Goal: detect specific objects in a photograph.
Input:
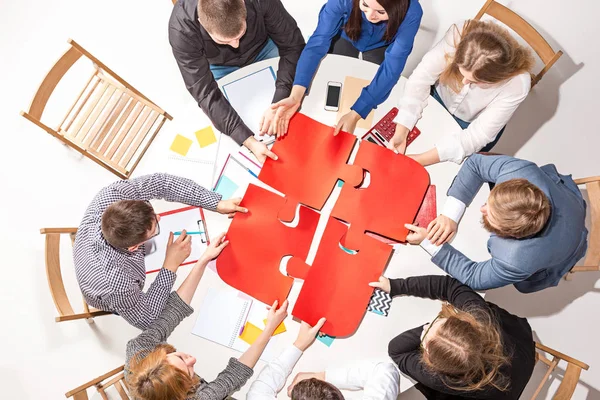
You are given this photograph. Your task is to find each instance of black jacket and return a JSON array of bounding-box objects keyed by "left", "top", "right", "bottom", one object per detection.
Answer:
[
  {"left": 388, "top": 276, "right": 536, "bottom": 400},
  {"left": 168, "top": 0, "right": 305, "bottom": 145}
]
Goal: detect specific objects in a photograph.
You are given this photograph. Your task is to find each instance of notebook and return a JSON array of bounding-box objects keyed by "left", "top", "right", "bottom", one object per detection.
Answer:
[
  {"left": 213, "top": 154, "right": 262, "bottom": 200},
  {"left": 337, "top": 76, "right": 375, "bottom": 129},
  {"left": 144, "top": 206, "right": 209, "bottom": 273},
  {"left": 192, "top": 288, "right": 279, "bottom": 361}
]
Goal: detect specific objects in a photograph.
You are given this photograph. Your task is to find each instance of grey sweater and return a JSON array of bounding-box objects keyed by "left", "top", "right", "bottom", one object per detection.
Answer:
[{"left": 125, "top": 292, "right": 254, "bottom": 399}]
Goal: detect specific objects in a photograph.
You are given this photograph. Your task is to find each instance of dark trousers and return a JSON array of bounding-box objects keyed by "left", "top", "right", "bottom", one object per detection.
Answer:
[
  {"left": 328, "top": 35, "right": 388, "bottom": 65},
  {"left": 430, "top": 86, "right": 505, "bottom": 152}
]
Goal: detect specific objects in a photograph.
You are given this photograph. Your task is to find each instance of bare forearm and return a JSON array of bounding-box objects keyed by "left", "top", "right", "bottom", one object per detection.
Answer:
[
  {"left": 409, "top": 148, "right": 440, "bottom": 166},
  {"left": 239, "top": 330, "right": 274, "bottom": 369},
  {"left": 176, "top": 258, "right": 209, "bottom": 305}
]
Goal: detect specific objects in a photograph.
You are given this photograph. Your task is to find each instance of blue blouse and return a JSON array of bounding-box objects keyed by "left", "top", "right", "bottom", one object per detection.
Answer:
[{"left": 293, "top": 0, "right": 423, "bottom": 118}]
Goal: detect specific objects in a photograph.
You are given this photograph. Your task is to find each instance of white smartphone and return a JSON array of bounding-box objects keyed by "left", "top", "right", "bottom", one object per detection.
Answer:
[{"left": 324, "top": 81, "right": 342, "bottom": 112}]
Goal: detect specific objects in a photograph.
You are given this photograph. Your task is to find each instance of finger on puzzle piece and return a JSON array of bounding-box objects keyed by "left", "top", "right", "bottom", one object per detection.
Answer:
[
  {"left": 259, "top": 113, "right": 363, "bottom": 215},
  {"left": 291, "top": 217, "right": 393, "bottom": 337},
  {"left": 216, "top": 184, "right": 320, "bottom": 305},
  {"left": 331, "top": 140, "right": 430, "bottom": 249}
]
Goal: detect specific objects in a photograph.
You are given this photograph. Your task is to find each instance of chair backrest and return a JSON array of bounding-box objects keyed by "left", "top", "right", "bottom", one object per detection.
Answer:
[
  {"left": 21, "top": 39, "right": 172, "bottom": 179},
  {"left": 40, "top": 227, "right": 111, "bottom": 322},
  {"left": 474, "top": 0, "right": 563, "bottom": 87},
  {"left": 532, "top": 342, "right": 589, "bottom": 400},
  {"left": 65, "top": 365, "right": 130, "bottom": 399}
]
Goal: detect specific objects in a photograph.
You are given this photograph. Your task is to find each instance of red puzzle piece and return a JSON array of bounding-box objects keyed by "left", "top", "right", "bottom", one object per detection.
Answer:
[
  {"left": 291, "top": 217, "right": 393, "bottom": 337},
  {"left": 366, "top": 185, "right": 437, "bottom": 245},
  {"left": 259, "top": 113, "right": 363, "bottom": 222},
  {"left": 216, "top": 184, "right": 319, "bottom": 305},
  {"left": 331, "top": 140, "right": 430, "bottom": 249}
]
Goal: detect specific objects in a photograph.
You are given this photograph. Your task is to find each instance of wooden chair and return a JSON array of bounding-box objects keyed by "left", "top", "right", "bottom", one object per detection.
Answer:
[
  {"left": 566, "top": 176, "right": 600, "bottom": 277},
  {"left": 65, "top": 365, "right": 129, "bottom": 399},
  {"left": 474, "top": 0, "right": 563, "bottom": 87},
  {"left": 21, "top": 39, "right": 172, "bottom": 179},
  {"left": 40, "top": 227, "right": 112, "bottom": 323},
  {"left": 531, "top": 342, "right": 589, "bottom": 400}
]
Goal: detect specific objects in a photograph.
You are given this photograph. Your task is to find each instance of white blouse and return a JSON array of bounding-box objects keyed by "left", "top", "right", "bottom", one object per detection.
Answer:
[{"left": 394, "top": 21, "right": 531, "bottom": 163}]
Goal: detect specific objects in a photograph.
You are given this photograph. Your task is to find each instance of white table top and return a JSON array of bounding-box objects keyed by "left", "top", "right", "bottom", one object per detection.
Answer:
[{"left": 143, "top": 54, "right": 491, "bottom": 398}]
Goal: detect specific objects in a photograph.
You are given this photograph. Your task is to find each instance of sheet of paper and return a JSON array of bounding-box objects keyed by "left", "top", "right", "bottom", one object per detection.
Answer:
[
  {"left": 192, "top": 288, "right": 252, "bottom": 348},
  {"left": 144, "top": 207, "right": 207, "bottom": 273},
  {"left": 215, "top": 175, "right": 239, "bottom": 200},
  {"left": 317, "top": 334, "right": 335, "bottom": 347},
  {"left": 195, "top": 126, "right": 217, "bottom": 148},
  {"left": 222, "top": 67, "right": 276, "bottom": 140},
  {"left": 337, "top": 76, "right": 375, "bottom": 129},
  {"left": 170, "top": 134, "right": 193, "bottom": 156},
  {"left": 239, "top": 322, "right": 263, "bottom": 345}
]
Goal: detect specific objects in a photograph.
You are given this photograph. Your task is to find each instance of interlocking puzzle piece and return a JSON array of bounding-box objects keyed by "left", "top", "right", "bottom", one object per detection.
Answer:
[
  {"left": 291, "top": 217, "right": 393, "bottom": 337},
  {"left": 259, "top": 113, "right": 363, "bottom": 222},
  {"left": 331, "top": 140, "right": 430, "bottom": 249},
  {"left": 216, "top": 184, "right": 319, "bottom": 305}
]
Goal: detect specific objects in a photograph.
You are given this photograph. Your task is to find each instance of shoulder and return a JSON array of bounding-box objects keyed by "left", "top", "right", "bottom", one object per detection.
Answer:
[
  {"left": 406, "top": 0, "right": 423, "bottom": 19},
  {"left": 499, "top": 72, "right": 531, "bottom": 100}
]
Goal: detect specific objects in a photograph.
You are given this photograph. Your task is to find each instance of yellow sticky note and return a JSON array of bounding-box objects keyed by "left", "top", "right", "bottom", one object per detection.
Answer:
[
  {"left": 239, "top": 322, "right": 263, "bottom": 345},
  {"left": 195, "top": 126, "right": 217, "bottom": 148},
  {"left": 263, "top": 319, "right": 286, "bottom": 336},
  {"left": 170, "top": 134, "right": 193, "bottom": 156}
]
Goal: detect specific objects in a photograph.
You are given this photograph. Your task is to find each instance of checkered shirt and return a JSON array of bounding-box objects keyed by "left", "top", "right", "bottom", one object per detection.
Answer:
[{"left": 73, "top": 173, "right": 221, "bottom": 329}]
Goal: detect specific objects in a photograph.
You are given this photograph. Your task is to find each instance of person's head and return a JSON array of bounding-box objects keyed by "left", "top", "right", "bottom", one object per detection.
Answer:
[
  {"left": 420, "top": 304, "right": 510, "bottom": 392},
  {"left": 345, "top": 0, "right": 410, "bottom": 42},
  {"left": 440, "top": 20, "right": 534, "bottom": 92},
  {"left": 290, "top": 378, "right": 345, "bottom": 400},
  {"left": 197, "top": 0, "right": 247, "bottom": 48},
  {"left": 128, "top": 344, "right": 200, "bottom": 400},
  {"left": 101, "top": 200, "right": 160, "bottom": 251},
  {"left": 481, "top": 178, "right": 551, "bottom": 239}
]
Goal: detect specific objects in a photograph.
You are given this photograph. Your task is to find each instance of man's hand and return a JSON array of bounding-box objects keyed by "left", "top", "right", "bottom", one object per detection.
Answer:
[
  {"left": 265, "top": 299, "right": 288, "bottom": 333},
  {"left": 388, "top": 124, "right": 410, "bottom": 154},
  {"left": 427, "top": 215, "right": 458, "bottom": 246},
  {"left": 333, "top": 110, "right": 361, "bottom": 135},
  {"left": 199, "top": 232, "right": 229, "bottom": 263},
  {"left": 368, "top": 276, "right": 391, "bottom": 293},
  {"left": 293, "top": 318, "right": 327, "bottom": 352},
  {"left": 258, "top": 107, "right": 277, "bottom": 137},
  {"left": 405, "top": 223, "right": 427, "bottom": 245},
  {"left": 243, "top": 137, "right": 278, "bottom": 165},
  {"left": 216, "top": 197, "right": 247, "bottom": 218},
  {"left": 287, "top": 372, "right": 326, "bottom": 396},
  {"left": 163, "top": 231, "right": 192, "bottom": 272},
  {"left": 270, "top": 85, "right": 305, "bottom": 137}
]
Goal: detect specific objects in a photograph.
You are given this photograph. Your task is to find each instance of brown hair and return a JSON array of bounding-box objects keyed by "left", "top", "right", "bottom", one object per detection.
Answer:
[
  {"left": 422, "top": 304, "right": 510, "bottom": 392},
  {"left": 485, "top": 178, "right": 551, "bottom": 239},
  {"left": 128, "top": 344, "right": 200, "bottom": 400},
  {"left": 291, "top": 378, "right": 345, "bottom": 400},
  {"left": 345, "top": 0, "right": 410, "bottom": 43},
  {"left": 197, "top": 0, "right": 247, "bottom": 38},
  {"left": 439, "top": 20, "right": 534, "bottom": 92},
  {"left": 101, "top": 200, "right": 155, "bottom": 249}
]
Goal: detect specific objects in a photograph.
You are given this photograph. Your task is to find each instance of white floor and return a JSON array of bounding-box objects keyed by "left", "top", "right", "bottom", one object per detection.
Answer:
[{"left": 0, "top": 0, "right": 598, "bottom": 399}]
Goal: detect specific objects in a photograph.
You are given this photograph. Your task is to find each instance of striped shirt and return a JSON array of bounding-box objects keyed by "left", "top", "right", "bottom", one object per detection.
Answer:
[{"left": 73, "top": 173, "right": 221, "bottom": 329}]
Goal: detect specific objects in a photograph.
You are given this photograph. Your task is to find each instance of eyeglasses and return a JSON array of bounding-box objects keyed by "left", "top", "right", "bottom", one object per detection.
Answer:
[
  {"left": 420, "top": 314, "right": 441, "bottom": 350},
  {"left": 147, "top": 214, "right": 160, "bottom": 241}
]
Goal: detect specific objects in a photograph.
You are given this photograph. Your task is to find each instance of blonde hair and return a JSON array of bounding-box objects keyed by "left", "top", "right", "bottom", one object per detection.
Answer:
[
  {"left": 422, "top": 304, "right": 510, "bottom": 392},
  {"left": 485, "top": 178, "right": 551, "bottom": 239},
  {"left": 128, "top": 344, "right": 199, "bottom": 400},
  {"left": 440, "top": 20, "right": 534, "bottom": 92}
]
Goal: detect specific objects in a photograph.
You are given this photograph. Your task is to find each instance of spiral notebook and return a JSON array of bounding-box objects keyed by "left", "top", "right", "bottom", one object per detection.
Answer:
[{"left": 191, "top": 288, "right": 279, "bottom": 361}]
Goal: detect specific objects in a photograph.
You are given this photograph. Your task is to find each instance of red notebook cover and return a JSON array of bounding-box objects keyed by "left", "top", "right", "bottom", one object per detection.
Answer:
[{"left": 365, "top": 185, "right": 437, "bottom": 245}]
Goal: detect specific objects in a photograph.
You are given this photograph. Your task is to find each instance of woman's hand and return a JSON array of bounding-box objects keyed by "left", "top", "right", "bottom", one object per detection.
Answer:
[
  {"left": 270, "top": 85, "right": 306, "bottom": 137},
  {"left": 265, "top": 299, "right": 289, "bottom": 333},
  {"left": 199, "top": 232, "right": 229, "bottom": 263},
  {"left": 333, "top": 110, "right": 361, "bottom": 135},
  {"left": 368, "top": 276, "right": 391, "bottom": 293},
  {"left": 388, "top": 124, "right": 410, "bottom": 154}
]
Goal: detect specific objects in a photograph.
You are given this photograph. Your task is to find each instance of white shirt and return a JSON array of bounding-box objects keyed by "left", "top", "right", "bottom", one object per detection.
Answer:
[
  {"left": 246, "top": 345, "right": 401, "bottom": 399},
  {"left": 394, "top": 21, "right": 531, "bottom": 163}
]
